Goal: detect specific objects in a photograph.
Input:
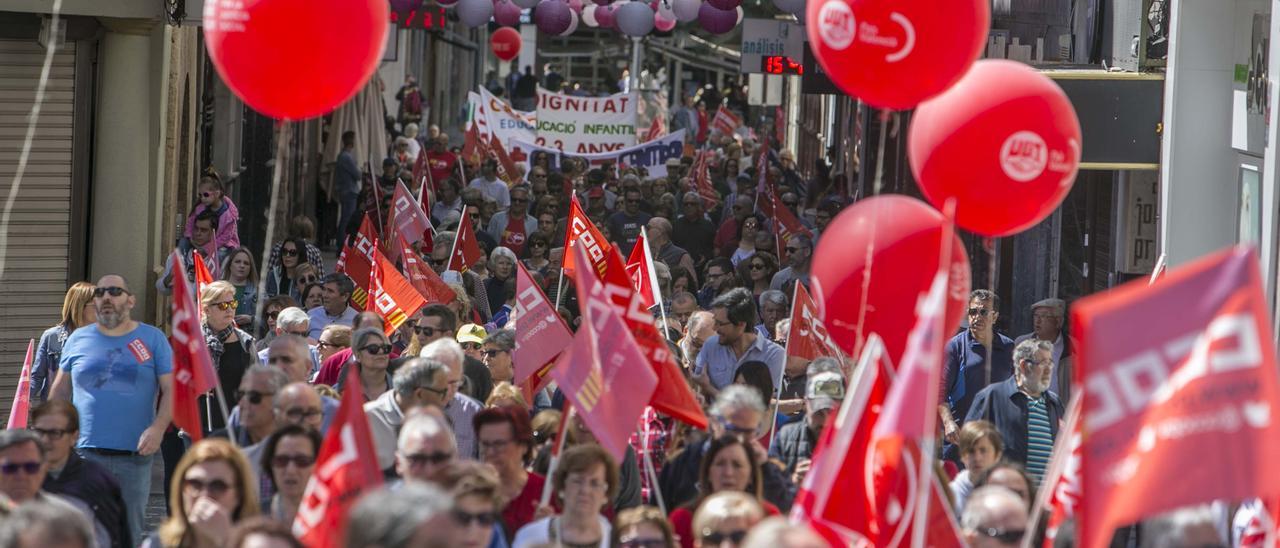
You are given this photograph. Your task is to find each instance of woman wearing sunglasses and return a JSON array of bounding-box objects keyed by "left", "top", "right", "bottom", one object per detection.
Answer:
[
  {"left": 259, "top": 425, "right": 320, "bottom": 526},
  {"left": 522, "top": 232, "right": 552, "bottom": 278},
  {"left": 436, "top": 461, "right": 509, "bottom": 548},
  {"left": 335, "top": 328, "right": 395, "bottom": 402},
  {"left": 669, "top": 436, "right": 778, "bottom": 548},
  {"left": 150, "top": 438, "right": 260, "bottom": 548},
  {"left": 263, "top": 238, "right": 309, "bottom": 301},
  {"left": 737, "top": 252, "right": 778, "bottom": 304},
  {"left": 201, "top": 281, "right": 257, "bottom": 432}
]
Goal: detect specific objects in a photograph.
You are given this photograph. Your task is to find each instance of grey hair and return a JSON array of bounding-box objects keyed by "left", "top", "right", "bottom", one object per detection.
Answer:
[
  {"left": 398, "top": 412, "right": 457, "bottom": 452},
  {"left": 759, "top": 289, "right": 788, "bottom": 309},
  {"left": 0, "top": 429, "right": 44, "bottom": 460},
  {"left": 320, "top": 272, "right": 355, "bottom": 298},
  {"left": 433, "top": 231, "right": 455, "bottom": 250},
  {"left": 393, "top": 358, "right": 449, "bottom": 400},
  {"left": 807, "top": 357, "right": 843, "bottom": 377},
  {"left": 1013, "top": 339, "right": 1053, "bottom": 366},
  {"left": 345, "top": 483, "right": 454, "bottom": 548},
  {"left": 276, "top": 307, "right": 310, "bottom": 330},
  {"left": 741, "top": 517, "right": 825, "bottom": 548},
  {"left": 421, "top": 338, "right": 465, "bottom": 369},
  {"left": 352, "top": 327, "right": 388, "bottom": 351},
  {"left": 711, "top": 384, "right": 766, "bottom": 416},
  {"left": 245, "top": 364, "right": 290, "bottom": 394},
  {"left": 483, "top": 328, "right": 516, "bottom": 351},
  {"left": 489, "top": 245, "right": 518, "bottom": 266},
  {"left": 269, "top": 334, "right": 311, "bottom": 362},
  {"left": 686, "top": 310, "right": 713, "bottom": 334},
  {"left": 0, "top": 499, "right": 94, "bottom": 547},
  {"left": 1140, "top": 504, "right": 1228, "bottom": 548},
  {"left": 960, "top": 486, "right": 1027, "bottom": 532}
]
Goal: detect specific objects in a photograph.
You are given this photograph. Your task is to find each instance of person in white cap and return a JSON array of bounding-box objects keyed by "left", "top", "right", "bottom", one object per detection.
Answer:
[
  {"left": 1013, "top": 298, "right": 1073, "bottom": 401},
  {"left": 768, "top": 371, "right": 845, "bottom": 485}
]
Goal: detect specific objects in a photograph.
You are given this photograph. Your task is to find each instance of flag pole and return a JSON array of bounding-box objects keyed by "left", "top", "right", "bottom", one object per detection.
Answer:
[
  {"left": 541, "top": 405, "right": 575, "bottom": 506},
  {"left": 448, "top": 220, "right": 463, "bottom": 273},
  {"left": 767, "top": 283, "right": 801, "bottom": 445},
  {"left": 213, "top": 382, "right": 237, "bottom": 446},
  {"left": 553, "top": 267, "right": 567, "bottom": 312},
  {"left": 639, "top": 227, "right": 669, "bottom": 333}
]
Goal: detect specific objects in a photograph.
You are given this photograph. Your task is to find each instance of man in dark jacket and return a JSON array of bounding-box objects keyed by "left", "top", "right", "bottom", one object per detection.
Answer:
[
  {"left": 769, "top": 372, "right": 844, "bottom": 481},
  {"left": 964, "top": 339, "right": 1064, "bottom": 483},
  {"left": 32, "top": 401, "right": 131, "bottom": 548},
  {"left": 658, "top": 385, "right": 795, "bottom": 512}
]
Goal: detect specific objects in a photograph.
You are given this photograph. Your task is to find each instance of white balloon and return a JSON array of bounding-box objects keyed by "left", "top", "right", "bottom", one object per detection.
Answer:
[
  {"left": 582, "top": 4, "right": 600, "bottom": 26},
  {"left": 561, "top": 8, "right": 580, "bottom": 34},
  {"left": 672, "top": 0, "right": 699, "bottom": 22},
  {"left": 616, "top": 0, "right": 655, "bottom": 36}
]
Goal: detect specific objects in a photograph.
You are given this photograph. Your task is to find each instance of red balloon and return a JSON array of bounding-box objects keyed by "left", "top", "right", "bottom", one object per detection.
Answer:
[
  {"left": 805, "top": 0, "right": 988, "bottom": 110},
  {"left": 908, "top": 60, "right": 1082, "bottom": 237},
  {"left": 490, "top": 27, "right": 523, "bottom": 61},
  {"left": 811, "top": 195, "right": 970, "bottom": 365},
  {"left": 205, "top": 0, "right": 389, "bottom": 120}
]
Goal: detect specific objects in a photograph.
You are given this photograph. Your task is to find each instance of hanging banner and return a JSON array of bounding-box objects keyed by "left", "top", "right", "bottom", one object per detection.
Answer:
[
  {"left": 469, "top": 88, "right": 537, "bottom": 147},
  {"left": 536, "top": 87, "right": 637, "bottom": 154},
  {"left": 511, "top": 129, "right": 685, "bottom": 178}
]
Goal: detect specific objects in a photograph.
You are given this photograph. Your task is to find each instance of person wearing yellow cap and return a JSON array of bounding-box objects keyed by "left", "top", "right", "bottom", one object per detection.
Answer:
[{"left": 456, "top": 323, "right": 488, "bottom": 362}]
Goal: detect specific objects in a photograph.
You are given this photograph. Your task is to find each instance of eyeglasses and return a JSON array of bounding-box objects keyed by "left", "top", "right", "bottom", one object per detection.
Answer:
[
  {"left": 414, "top": 326, "right": 446, "bottom": 337},
  {"left": 360, "top": 344, "right": 393, "bottom": 355},
  {"left": 210, "top": 300, "right": 238, "bottom": 311},
  {"left": 30, "top": 427, "right": 73, "bottom": 440},
  {"left": 418, "top": 385, "right": 449, "bottom": 399},
  {"left": 0, "top": 461, "right": 41, "bottom": 475},
  {"left": 182, "top": 477, "right": 232, "bottom": 498},
  {"left": 271, "top": 454, "right": 316, "bottom": 468},
  {"left": 237, "top": 390, "right": 275, "bottom": 405},
  {"left": 479, "top": 439, "right": 512, "bottom": 452},
  {"left": 976, "top": 527, "right": 1026, "bottom": 545},
  {"left": 452, "top": 509, "right": 498, "bottom": 527},
  {"left": 300, "top": 276, "right": 318, "bottom": 285},
  {"left": 282, "top": 407, "right": 322, "bottom": 421},
  {"left": 282, "top": 248, "right": 299, "bottom": 257},
  {"left": 714, "top": 415, "right": 757, "bottom": 436},
  {"left": 461, "top": 342, "right": 482, "bottom": 351},
  {"left": 968, "top": 307, "right": 994, "bottom": 317},
  {"left": 700, "top": 530, "right": 749, "bottom": 545},
  {"left": 93, "top": 287, "right": 130, "bottom": 298},
  {"left": 316, "top": 340, "right": 347, "bottom": 350},
  {"left": 266, "top": 310, "right": 281, "bottom": 321},
  {"left": 403, "top": 452, "right": 455, "bottom": 467},
  {"left": 749, "top": 263, "right": 766, "bottom": 271},
  {"left": 483, "top": 349, "right": 507, "bottom": 359}
]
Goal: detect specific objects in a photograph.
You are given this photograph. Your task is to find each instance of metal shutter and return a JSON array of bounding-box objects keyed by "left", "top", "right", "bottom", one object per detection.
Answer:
[{"left": 0, "top": 38, "right": 76, "bottom": 415}]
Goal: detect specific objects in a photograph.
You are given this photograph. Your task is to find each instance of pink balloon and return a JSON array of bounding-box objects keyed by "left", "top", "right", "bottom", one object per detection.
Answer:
[
  {"left": 535, "top": 0, "right": 573, "bottom": 34},
  {"left": 654, "top": 11, "right": 676, "bottom": 30},
  {"left": 697, "top": 2, "right": 736, "bottom": 33},
  {"left": 595, "top": 2, "right": 617, "bottom": 27},
  {"left": 494, "top": 0, "right": 523, "bottom": 26},
  {"left": 568, "top": 0, "right": 584, "bottom": 11}
]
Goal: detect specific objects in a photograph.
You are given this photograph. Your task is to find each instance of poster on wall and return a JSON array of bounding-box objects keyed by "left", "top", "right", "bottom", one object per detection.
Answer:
[
  {"left": 1232, "top": 12, "right": 1270, "bottom": 154},
  {"left": 536, "top": 88, "right": 637, "bottom": 154},
  {"left": 1238, "top": 164, "right": 1262, "bottom": 246}
]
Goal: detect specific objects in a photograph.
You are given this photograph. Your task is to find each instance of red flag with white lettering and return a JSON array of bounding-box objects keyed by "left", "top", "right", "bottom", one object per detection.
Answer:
[
  {"left": 785, "top": 282, "right": 843, "bottom": 362},
  {"left": 1071, "top": 245, "right": 1280, "bottom": 548},
  {"left": 561, "top": 194, "right": 611, "bottom": 278},
  {"left": 514, "top": 260, "right": 574, "bottom": 385},
  {"left": 168, "top": 250, "right": 219, "bottom": 442},
  {"left": 389, "top": 180, "right": 434, "bottom": 248},
  {"left": 625, "top": 229, "right": 658, "bottom": 310},
  {"left": 396, "top": 235, "right": 455, "bottom": 305},
  {"left": 342, "top": 215, "right": 382, "bottom": 309},
  {"left": 1039, "top": 395, "right": 1082, "bottom": 548},
  {"left": 368, "top": 247, "right": 428, "bottom": 337},
  {"left": 293, "top": 365, "right": 383, "bottom": 547},
  {"left": 448, "top": 213, "right": 485, "bottom": 273},
  {"left": 555, "top": 242, "right": 659, "bottom": 461},
  {"left": 600, "top": 247, "right": 708, "bottom": 429},
  {"left": 711, "top": 105, "right": 742, "bottom": 136}
]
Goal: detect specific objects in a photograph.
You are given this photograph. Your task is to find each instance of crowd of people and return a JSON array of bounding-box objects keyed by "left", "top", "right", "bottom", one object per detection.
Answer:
[{"left": 0, "top": 73, "right": 1250, "bottom": 548}]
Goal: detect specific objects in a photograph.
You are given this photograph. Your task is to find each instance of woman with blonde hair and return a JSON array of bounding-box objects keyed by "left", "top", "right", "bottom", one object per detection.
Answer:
[
  {"left": 30, "top": 281, "right": 95, "bottom": 403},
  {"left": 614, "top": 506, "right": 678, "bottom": 548},
  {"left": 202, "top": 281, "right": 257, "bottom": 431},
  {"left": 147, "top": 438, "right": 261, "bottom": 548},
  {"left": 690, "top": 491, "right": 765, "bottom": 548},
  {"left": 436, "top": 461, "right": 509, "bottom": 548},
  {"left": 449, "top": 282, "right": 476, "bottom": 324},
  {"left": 485, "top": 381, "right": 528, "bottom": 409},
  {"left": 220, "top": 247, "right": 260, "bottom": 328}
]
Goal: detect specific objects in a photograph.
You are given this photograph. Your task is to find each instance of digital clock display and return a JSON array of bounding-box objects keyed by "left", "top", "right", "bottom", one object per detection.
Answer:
[
  {"left": 390, "top": 7, "right": 448, "bottom": 30},
  {"left": 761, "top": 55, "right": 803, "bottom": 75}
]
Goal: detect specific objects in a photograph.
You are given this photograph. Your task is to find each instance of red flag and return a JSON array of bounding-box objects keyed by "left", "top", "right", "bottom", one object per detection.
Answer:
[
  {"left": 600, "top": 247, "right": 708, "bottom": 429},
  {"left": 462, "top": 123, "right": 482, "bottom": 165},
  {"left": 519, "top": 361, "right": 556, "bottom": 407},
  {"left": 873, "top": 271, "right": 948, "bottom": 440},
  {"left": 692, "top": 150, "right": 718, "bottom": 209},
  {"left": 489, "top": 133, "right": 520, "bottom": 185},
  {"left": 1039, "top": 395, "right": 1082, "bottom": 548},
  {"left": 514, "top": 260, "right": 574, "bottom": 385},
  {"left": 448, "top": 213, "right": 484, "bottom": 273},
  {"left": 6, "top": 340, "right": 35, "bottom": 429},
  {"left": 711, "top": 105, "right": 742, "bottom": 135},
  {"left": 389, "top": 180, "right": 435, "bottom": 248},
  {"left": 642, "top": 115, "right": 664, "bottom": 142},
  {"left": 343, "top": 215, "right": 382, "bottom": 309},
  {"left": 1071, "top": 245, "right": 1280, "bottom": 548},
  {"left": 192, "top": 249, "right": 214, "bottom": 290},
  {"left": 397, "top": 235, "right": 455, "bottom": 304},
  {"left": 293, "top": 365, "right": 383, "bottom": 547},
  {"left": 368, "top": 247, "right": 428, "bottom": 337},
  {"left": 167, "top": 250, "right": 219, "bottom": 442},
  {"left": 625, "top": 229, "right": 658, "bottom": 310},
  {"left": 784, "top": 282, "right": 843, "bottom": 362},
  {"left": 561, "top": 194, "right": 611, "bottom": 278},
  {"left": 554, "top": 242, "right": 659, "bottom": 461}
]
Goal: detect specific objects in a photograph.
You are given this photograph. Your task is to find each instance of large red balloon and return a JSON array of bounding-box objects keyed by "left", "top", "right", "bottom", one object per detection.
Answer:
[
  {"left": 909, "top": 60, "right": 1082, "bottom": 237},
  {"left": 490, "top": 27, "right": 523, "bottom": 61},
  {"left": 805, "top": 0, "right": 988, "bottom": 110},
  {"left": 811, "top": 195, "right": 970, "bottom": 366},
  {"left": 205, "top": 0, "right": 389, "bottom": 120}
]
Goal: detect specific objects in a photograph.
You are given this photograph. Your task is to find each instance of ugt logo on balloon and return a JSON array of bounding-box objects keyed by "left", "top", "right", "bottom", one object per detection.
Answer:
[
  {"left": 817, "top": 1, "right": 855, "bottom": 50},
  {"left": 999, "top": 131, "right": 1049, "bottom": 182}
]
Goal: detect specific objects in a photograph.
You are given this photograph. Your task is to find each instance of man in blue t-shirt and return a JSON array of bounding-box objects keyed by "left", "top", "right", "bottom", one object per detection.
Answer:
[{"left": 50, "top": 274, "right": 173, "bottom": 544}]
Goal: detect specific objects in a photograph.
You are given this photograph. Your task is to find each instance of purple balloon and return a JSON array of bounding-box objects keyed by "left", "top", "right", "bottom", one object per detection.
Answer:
[
  {"left": 594, "top": 2, "right": 617, "bottom": 28},
  {"left": 697, "top": 2, "right": 736, "bottom": 33},
  {"left": 704, "top": 0, "right": 738, "bottom": 10},
  {"left": 457, "top": 0, "right": 495, "bottom": 27},
  {"left": 672, "top": 0, "right": 699, "bottom": 22},
  {"left": 594, "top": 0, "right": 614, "bottom": 5},
  {"left": 535, "top": 0, "right": 574, "bottom": 34},
  {"left": 568, "top": 0, "right": 584, "bottom": 11},
  {"left": 494, "top": 0, "right": 523, "bottom": 26}
]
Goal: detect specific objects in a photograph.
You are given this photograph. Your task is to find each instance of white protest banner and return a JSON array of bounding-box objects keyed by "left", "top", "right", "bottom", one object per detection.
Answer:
[
  {"left": 536, "top": 87, "right": 637, "bottom": 154},
  {"left": 470, "top": 87, "right": 536, "bottom": 147},
  {"left": 511, "top": 129, "right": 685, "bottom": 178}
]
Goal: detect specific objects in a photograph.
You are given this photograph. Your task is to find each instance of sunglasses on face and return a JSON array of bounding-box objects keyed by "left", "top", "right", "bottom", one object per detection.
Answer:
[
  {"left": 700, "top": 530, "right": 748, "bottom": 545},
  {"left": 749, "top": 263, "right": 766, "bottom": 271},
  {"left": 361, "top": 344, "right": 393, "bottom": 355},
  {"left": 483, "top": 349, "right": 507, "bottom": 359},
  {"left": 281, "top": 248, "right": 299, "bottom": 257},
  {"left": 531, "top": 241, "right": 547, "bottom": 248},
  {"left": 210, "top": 300, "right": 238, "bottom": 312},
  {"left": 300, "top": 276, "right": 318, "bottom": 285},
  {"left": 968, "top": 308, "right": 994, "bottom": 317},
  {"left": 403, "top": 452, "right": 454, "bottom": 467},
  {"left": 266, "top": 311, "right": 281, "bottom": 321},
  {"left": 453, "top": 509, "right": 499, "bottom": 527},
  {"left": 316, "top": 341, "right": 347, "bottom": 350},
  {"left": 415, "top": 326, "right": 446, "bottom": 337},
  {"left": 271, "top": 454, "right": 316, "bottom": 469},
  {"left": 0, "top": 461, "right": 41, "bottom": 475},
  {"left": 785, "top": 246, "right": 804, "bottom": 253},
  {"left": 237, "top": 390, "right": 274, "bottom": 405},
  {"left": 461, "top": 342, "right": 482, "bottom": 351},
  {"left": 93, "top": 287, "right": 130, "bottom": 298},
  {"left": 977, "top": 527, "right": 1026, "bottom": 545},
  {"left": 511, "top": 197, "right": 529, "bottom": 204},
  {"left": 182, "top": 477, "right": 232, "bottom": 498}
]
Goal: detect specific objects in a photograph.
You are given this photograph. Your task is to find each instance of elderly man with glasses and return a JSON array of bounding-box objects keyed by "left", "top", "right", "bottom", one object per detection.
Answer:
[
  {"left": 365, "top": 358, "right": 453, "bottom": 474},
  {"left": 964, "top": 339, "right": 1063, "bottom": 483},
  {"left": 938, "top": 289, "right": 1015, "bottom": 465},
  {"left": 1013, "top": 298, "right": 1075, "bottom": 402}
]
